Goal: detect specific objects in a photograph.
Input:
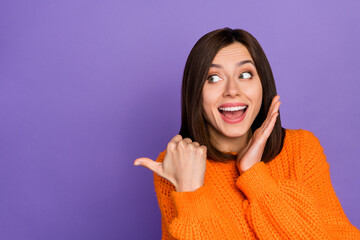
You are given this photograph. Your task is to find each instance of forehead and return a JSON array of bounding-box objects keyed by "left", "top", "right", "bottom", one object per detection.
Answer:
[{"left": 212, "top": 42, "right": 253, "bottom": 63}]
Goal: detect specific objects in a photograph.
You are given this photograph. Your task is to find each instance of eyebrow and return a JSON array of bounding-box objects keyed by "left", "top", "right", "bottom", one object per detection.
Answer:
[{"left": 210, "top": 60, "right": 255, "bottom": 69}]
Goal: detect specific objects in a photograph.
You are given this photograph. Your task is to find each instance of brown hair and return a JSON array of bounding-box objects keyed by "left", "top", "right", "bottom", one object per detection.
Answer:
[{"left": 179, "top": 27, "right": 285, "bottom": 163}]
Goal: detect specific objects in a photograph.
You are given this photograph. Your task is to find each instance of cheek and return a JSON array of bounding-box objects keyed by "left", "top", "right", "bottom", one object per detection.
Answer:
[
  {"left": 242, "top": 81, "right": 262, "bottom": 111},
  {"left": 252, "top": 82, "right": 263, "bottom": 113},
  {"left": 246, "top": 79, "right": 262, "bottom": 94},
  {"left": 202, "top": 88, "right": 217, "bottom": 119}
]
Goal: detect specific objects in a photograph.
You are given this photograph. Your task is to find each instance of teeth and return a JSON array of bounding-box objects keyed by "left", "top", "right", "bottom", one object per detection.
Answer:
[{"left": 219, "top": 106, "right": 247, "bottom": 111}]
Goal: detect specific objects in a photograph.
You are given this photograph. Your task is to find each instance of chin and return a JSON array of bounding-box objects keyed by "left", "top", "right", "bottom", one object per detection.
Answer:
[{"left": 221, "top": 128, "right": 249, "bottom": 138}]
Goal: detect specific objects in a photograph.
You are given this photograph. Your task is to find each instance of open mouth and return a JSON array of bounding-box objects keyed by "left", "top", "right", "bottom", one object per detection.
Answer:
[{"left": 218, "top": 105, "right": 248, "bottom": 120}]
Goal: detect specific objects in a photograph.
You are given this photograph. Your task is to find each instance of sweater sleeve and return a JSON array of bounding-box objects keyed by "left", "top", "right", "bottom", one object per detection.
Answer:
[
  {"left": 153, "top": 151, "right": 242, "bottom": 240},
  {"left": 236, "top": 130, "right": 360, "bottom": 240}
]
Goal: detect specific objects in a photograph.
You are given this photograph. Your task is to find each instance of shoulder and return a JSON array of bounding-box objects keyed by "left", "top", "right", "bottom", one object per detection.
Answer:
[
  {"left": 285, "top": 128, "right": 317, "bottom": 140},
  {"left": 284, "top": 128, "right": 328, "bottom": 178},
  {"left": 284, "top": 128, "right": 322, "bottom": 149},
  {"left": 282, "top": 128, "right": 325, "bottom": 164}
]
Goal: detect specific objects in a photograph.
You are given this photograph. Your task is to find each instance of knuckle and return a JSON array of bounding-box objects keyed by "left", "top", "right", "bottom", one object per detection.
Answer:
[
  {"left": 176, "top": 134, "right": 183, "bottom": 139},
  {"left": 196, "top": 148, "right": 202, "bottom": 154},
  {"left": 167, "top": 141, "right": 176, "bottom": 150},
  {"left": 188, "top": 144, "right": 195, "bottom": 150},
  {"left": 172, "top": 134, "right": 182, "bottom": 142},
  {"left": 197, "top": 145, "right": 207, "bottom": 154},
  {"left": 177, "top": 140, "right": 186, "bottom": 148}
]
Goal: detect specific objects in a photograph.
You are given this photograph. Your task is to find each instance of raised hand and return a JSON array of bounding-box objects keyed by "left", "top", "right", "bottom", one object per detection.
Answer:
[
  {"left": 236, "top": 95, "right": 281, "bottom": 174},
  {"left": 134, "top": 135, "right": 207, "bottom": 192}
]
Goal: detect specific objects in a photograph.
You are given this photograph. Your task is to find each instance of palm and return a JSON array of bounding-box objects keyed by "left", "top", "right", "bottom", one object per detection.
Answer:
[{"left": 236, "top": 95, "right": 281, "bottom": 174}]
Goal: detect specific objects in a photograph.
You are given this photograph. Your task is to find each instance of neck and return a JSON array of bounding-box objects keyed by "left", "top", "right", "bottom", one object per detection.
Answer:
[{"left": 209, "top": 127, "right": 253, "bottom": 154}]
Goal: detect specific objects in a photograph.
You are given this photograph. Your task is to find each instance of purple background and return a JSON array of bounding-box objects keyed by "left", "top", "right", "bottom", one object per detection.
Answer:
[{"left": 1, "top": 0, "right": 359, "bottom": 239}]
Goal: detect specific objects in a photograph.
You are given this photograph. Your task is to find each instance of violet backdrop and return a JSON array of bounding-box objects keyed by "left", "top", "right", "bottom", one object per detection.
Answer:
[{"left": 0, "top": 0, "right": 359, "bottom": 239}]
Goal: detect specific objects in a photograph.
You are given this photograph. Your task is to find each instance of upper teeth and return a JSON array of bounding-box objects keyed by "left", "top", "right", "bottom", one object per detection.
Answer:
[{"left": 219, "top": 106, "right": 247, "bottom": 111}]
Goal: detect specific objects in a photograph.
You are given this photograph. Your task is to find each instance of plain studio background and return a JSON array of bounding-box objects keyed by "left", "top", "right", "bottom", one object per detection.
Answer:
[{"left": 0, "top": 0, "right": 359, "bottom": 239}]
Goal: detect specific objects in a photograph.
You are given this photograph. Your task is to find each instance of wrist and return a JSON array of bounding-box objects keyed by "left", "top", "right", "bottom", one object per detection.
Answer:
[
  {"left": 176, "top": 182, "right": 204, "bottom": 192},
  {"left": 237, "top": 161, "right": 257, "bottom": 175}
]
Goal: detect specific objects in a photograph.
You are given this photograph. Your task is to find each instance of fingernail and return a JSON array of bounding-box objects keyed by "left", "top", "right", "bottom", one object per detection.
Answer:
[{"left": 134, "top": 161, "right": 140, "bottom": 166}]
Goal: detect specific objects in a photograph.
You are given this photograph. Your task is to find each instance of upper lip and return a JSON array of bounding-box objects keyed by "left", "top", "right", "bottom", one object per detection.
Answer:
[{"left": 218, "top": 103, "right": 248, "bottom": 108}]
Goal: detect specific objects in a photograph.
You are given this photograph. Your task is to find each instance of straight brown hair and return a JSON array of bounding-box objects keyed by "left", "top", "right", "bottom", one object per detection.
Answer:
[{"left": 179, "top": 28, "right": 285, "bottom": 163}]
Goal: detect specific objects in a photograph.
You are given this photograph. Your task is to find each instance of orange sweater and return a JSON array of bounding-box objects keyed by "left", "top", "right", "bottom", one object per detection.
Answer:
[{"left": 153, "top": 129, "right": 360, "bottom": 240}]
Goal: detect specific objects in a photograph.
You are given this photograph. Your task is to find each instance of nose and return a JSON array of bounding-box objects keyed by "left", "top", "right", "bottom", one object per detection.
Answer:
[{"left": 223, "top": 77, "right": 241, "bottom": 97}]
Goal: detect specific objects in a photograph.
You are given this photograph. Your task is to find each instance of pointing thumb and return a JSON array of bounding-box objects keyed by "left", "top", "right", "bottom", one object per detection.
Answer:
[{"left": 134, "top": 157, "right": 161, "bottom": 175}]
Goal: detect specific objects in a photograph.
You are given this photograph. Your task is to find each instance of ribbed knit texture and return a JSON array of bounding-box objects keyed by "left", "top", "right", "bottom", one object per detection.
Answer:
[{"left": 153, "top": 129, "right": 360, "bottom": 240}]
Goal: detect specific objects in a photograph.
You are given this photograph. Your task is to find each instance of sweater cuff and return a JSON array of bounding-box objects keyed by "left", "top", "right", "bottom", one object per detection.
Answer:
[
  {"left": 171, "top": 184, "right": 214, "bottom": 218},
  {"left": 236, "top": 161, "right": 278, "bottom": 201}
]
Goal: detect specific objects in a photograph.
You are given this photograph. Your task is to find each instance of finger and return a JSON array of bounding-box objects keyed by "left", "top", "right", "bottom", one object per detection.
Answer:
[
  {"left": 263, "top": 112, "right": 279, "bottom": 137},
  {"left": 134, "top": 157, "right": 162, "bottom": 175},
  {"left": 263, "top": 101, "right": 280, "bottom": 131},
  {"left": 273, "top": 95, "right": 280, "bottom": 103},
  {"left": 170, "top": 134, "right": 183, "bottom": 144},
  {"left": 268, "top": 100, "right": 281, "bottom": 122},
  {"left": 265, "top": 97, "right": 281, "bottom": 123},
  {"left": 264, "top": 112, "right": 279, "bottom": 132},
  {"left": 257, "top": 102, "right": 279, "bottom": 137},
  {"left": 199, "top": 145, "right": 207, "bottom": 153},
  {"left": 182, "top": 138, "right": 192, "bottom": 144},
  {"left": 167, "top": 134, "right": 183, "bottom": 150},
  {"left": 267, "top": 95, "right": 280, "bottom": 119},
  {"left": 192, "top": 142, "right": 200, "bottom": 147}
]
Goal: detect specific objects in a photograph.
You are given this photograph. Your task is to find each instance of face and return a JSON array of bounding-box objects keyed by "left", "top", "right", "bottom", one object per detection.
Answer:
[{"left": 202, "top": 42, "right": 263, "bottom": 143}]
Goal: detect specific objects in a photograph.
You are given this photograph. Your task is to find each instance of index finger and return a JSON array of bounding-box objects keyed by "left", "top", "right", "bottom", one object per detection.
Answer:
[
  {"left": 267, "top": 95, "right": 280, "bottom": 118},
  {"left": 169, "top": 134, "right": 183, "bottom": 144}
]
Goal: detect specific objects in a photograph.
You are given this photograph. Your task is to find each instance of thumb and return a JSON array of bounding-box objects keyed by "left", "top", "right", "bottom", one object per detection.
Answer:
[{"left": 134, "top": 157, "right": 162, "bottom": 175}]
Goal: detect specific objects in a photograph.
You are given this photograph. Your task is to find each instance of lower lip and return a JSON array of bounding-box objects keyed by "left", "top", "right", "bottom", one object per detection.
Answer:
[{"left": 219, "top": 108, "right": 247, "bottom": 124}]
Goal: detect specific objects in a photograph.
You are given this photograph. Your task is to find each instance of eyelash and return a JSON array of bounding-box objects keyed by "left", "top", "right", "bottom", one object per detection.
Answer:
[{"left": 206, "top": 71, "right": 254, "bottom": 83}]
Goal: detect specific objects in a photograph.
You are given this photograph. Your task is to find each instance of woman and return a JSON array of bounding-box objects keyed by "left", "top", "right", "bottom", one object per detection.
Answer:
[{"left": 134, "top": 28, "right": 360, "bottom": 239}]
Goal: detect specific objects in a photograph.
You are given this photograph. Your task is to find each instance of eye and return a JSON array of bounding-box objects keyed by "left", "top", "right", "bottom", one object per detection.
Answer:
[
  {"left": 239, "top": 71, "right": 253, "bottom": 79},
  {"left": 207, "top": 75, "right": 222, "bottom": 83}
]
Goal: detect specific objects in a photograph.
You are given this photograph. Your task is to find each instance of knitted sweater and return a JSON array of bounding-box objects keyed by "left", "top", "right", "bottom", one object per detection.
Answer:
[{"left": 153, "top": 129, "right": 360, "bottom": 240}]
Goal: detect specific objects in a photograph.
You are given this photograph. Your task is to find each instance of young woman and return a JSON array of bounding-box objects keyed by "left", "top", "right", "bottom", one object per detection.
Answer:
[{"left": 134, "top": 28, "right": 360, "bottom": 239}]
